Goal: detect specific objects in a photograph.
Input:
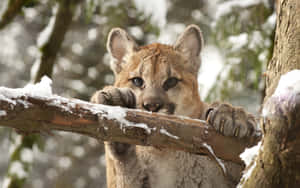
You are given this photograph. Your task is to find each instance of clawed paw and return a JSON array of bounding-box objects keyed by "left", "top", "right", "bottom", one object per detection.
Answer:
[
  {"left": 205, "top": 102, "right": 257, "bottom": 139},
  {"left": 91, "top": 87, "right": 136, "bottom": 108}
]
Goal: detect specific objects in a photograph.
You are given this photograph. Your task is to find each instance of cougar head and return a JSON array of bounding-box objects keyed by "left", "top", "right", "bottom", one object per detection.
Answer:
[{"left": 107, "top": 25, "right": 205, "bottom": 118}]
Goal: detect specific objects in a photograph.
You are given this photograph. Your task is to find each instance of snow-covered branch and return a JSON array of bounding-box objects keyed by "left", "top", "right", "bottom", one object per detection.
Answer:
[{"left": 0, "top": 77, "right": 260, "bottom": 165}]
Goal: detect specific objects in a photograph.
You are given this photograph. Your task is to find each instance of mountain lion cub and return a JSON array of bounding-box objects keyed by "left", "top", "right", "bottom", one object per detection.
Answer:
[{"left": 91, "top": 25, "right": 257, "bottom": 188}]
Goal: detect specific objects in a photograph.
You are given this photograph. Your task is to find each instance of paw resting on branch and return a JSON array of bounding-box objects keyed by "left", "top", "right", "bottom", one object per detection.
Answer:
[{"left": 0, "top": 78, "right": 261, "bottom": 165}]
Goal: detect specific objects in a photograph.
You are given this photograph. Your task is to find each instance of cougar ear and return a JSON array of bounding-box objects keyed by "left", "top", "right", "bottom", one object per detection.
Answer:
[
  {"left": 107, "top": 28, "right": 138, "bottom": 74},
  {"left": 174, "top": 25, "right": 204, "bottom": 73}
]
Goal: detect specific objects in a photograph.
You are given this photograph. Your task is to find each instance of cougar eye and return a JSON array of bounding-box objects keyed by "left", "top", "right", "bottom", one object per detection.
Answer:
[
  {"left": 163, "top": 77, "right": 180, "bottom": 91},
  {"left": 131, "top": 77, "right": 144, "bottom": 88}
]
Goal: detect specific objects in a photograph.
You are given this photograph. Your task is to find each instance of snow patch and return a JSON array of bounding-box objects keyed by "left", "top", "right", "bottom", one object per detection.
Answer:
[
  {"left": 17, "top": 99, "right": 31, "bottom": 108},
  {"left": 159, "top": 128, "right": 179, "bottom": 139},
  {"left": 0, "top": 76, "right": 52, "bottom": 109},
  {"left": 202, "top": 143, "right": 226, "bottom": 173},
  {"left": 21, "top": 148, "right": 34, "bottom": 163},
  {"left": 263, "top": 12, "right": 276, "bottom": 32},
  {"left": 133, "top": 0, "right": 167, "bottom": 28},
  {"left": 0, "top": 110, "right": 6, "bottom": 116},
  {"left": 262, "top": 70, "right": 300, "bottom": 118},
  {"left": 24, "top": 8, "right": 38, "bottom": 22},
  {"left": 2, "top": 177, "right": 12, "bottom": 188},
  {"left": 0, "top": 92, "right": 17, "bottom": 105},
  {"left": 237, "top": 161, "right": 257, "bottom": 188},
  {"left": 215, "top": 0, "right": 261, "bottom": 19},
  {"left": 238, "top": 141, "right": 262, "bottom": 187},
  {"left": 88, "top": 28, "right": 98, "bottom": 40},
  {"left": 73, "top": 146, "right": 85, "bottom": 158},
  {"left": 198, "top": 45, "right": 225, "bottom": 99},
  {"left": 23, "top": 76, "right": 53, "bottom": 97},
  {"left": 243, "top": 160, "right": 256, "bottom": 178},
  {"left": 49, "top": 98, "right": 74, "bottom": 113},
  {"left": 157, "top": 23, "right": 185, "bottom": 44},
  {"left": 240, "top": 141, "right": 262, "bottom": 166},
  {"left": 69, "top": 80, "right": 85, "bottom": 92},
  {"left": 249, "top": 31, "right": 263, "bottom": 49},
  {"left": 97, "top": 106, "right": 155, "bottom": 134},
  {"left": 58, "top": 156, "right": 72, "bottom": 169},
  {"left": 71, "top": 43, "right": 83, "bottom": 55},
  {"left": 88, "top": 67, "right": 98, "bottom": 79},
  {"left": 228, "top": 33, "right": 248, "bottom": 51},
  {"left": 261, "top": 106, "right": 270, "bottom": 119},
  {"left": 130, "top": 123, "right": 155, "bottom": 134},
  {"left": 9, "top": 161, "right": 28, "bottom": 178},
  {"left": 128, "top": 26, "right": 143, "bottom": 40},
  {"left": 273, "top": 70, "right": 300, "bottom": 97}
]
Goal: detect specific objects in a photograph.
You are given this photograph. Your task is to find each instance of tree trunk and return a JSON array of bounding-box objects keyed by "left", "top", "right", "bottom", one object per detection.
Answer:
[{"left": 241, "top": 0, "right": 300, "bottom": 187}]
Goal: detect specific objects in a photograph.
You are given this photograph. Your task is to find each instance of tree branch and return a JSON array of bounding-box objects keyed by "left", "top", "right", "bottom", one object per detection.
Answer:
[
  {"left": 34, "top": 0, "right": 81, "bottom": 82},
  {"left": 0, "top": 0, "right": 27, "bottom": 29},
  {"left": 0, "top": 87, "right": 260, "bottom": 165}
]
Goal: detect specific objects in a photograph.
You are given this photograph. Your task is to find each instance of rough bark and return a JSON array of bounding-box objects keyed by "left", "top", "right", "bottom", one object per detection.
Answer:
[
  {"left": 242, "top": 0, "right": 300, "bottom": 187},
  {"left": 265, "top": 0, "right": 300, "bottom": 99},
  {"left": 0, "top": 92, "right": 261, "bottom": 165}
]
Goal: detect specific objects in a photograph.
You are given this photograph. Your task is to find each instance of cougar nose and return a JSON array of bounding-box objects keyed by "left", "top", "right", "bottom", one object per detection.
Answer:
[{"left": 143, "top": 98, "right": 163, "bottom": 112}]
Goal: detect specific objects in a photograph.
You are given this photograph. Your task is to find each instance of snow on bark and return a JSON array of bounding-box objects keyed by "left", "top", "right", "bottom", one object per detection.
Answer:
[
  {"left": 202, "top": 142, "right": 226, "bottom": 174},
  {"left": 0, "top": 77, "right": 261, "bottom": 164},
  {"left": 159, "top": 128, "right": 179, "bottom": 139},
  {"left": 262, "top": 69, "right": 300, "bottom": 118},
  {"left": 0, "top": 76, "right": 52, "bottom": 99},
  {"left": 0, "top": 110, "right": 6, "bottom": 116},
  {"left": 0, "top": 76, "right": 159, "bottom": 136},
  {"left": 273, "top": 69, "right": 300, "bottom": 97},
  {"left": 237, "top": 141, "right": 262, "bottom": 187},
  {"left": 240, "top": 141, "right": 262, "bottom": 167},
  {"left": 98, "top": 105, "right": 155, "bottom": 135}
]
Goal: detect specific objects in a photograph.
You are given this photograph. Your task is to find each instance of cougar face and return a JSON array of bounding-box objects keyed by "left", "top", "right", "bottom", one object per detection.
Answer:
[{"left": 108, "top": 25, "right": 205, "bottom": 118}]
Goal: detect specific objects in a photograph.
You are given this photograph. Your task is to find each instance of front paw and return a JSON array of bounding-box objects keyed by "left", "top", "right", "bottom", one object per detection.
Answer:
[
  {"left": 205, "top": 102, "right": 257, "bottom": 139},
  {"left": 91, "top": 86, "right": 136, "bottom": 108}
]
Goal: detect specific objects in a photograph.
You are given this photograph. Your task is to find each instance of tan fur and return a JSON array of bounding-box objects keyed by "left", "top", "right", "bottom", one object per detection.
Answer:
[
  {"left": 114, "top": 43, "right": 205, "bottom": 118},
  {"left": 91, "top": 25, "right": 251, "bottom": 188}
]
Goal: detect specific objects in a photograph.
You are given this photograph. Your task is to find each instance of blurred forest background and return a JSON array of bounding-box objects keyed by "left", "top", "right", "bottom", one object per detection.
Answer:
[{"left": 0, "top": 0, "right": 275, "bottom": 187}]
